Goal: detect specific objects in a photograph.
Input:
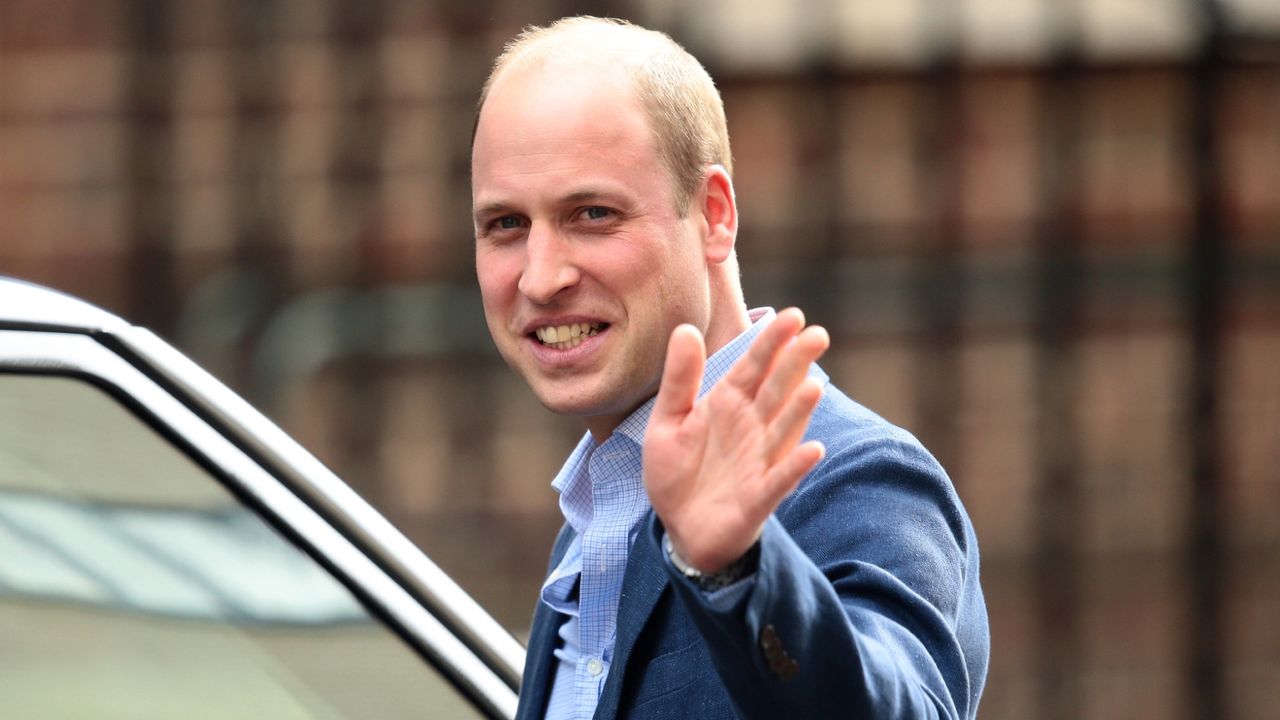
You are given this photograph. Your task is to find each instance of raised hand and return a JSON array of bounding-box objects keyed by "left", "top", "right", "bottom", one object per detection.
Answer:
[{"left": 644, "top": 308, "right": 830, "bottom": 573}]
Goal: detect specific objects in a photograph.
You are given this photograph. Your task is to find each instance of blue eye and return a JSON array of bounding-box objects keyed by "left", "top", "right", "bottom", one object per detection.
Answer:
[
  {"left": 497, "top": 216, "right": 522, "bottom": 230},
  {"left": 583, "top": 207, "right": 611, "bottom": 221}
]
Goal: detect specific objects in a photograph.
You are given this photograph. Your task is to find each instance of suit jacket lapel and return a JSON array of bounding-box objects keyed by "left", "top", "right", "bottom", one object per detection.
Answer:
[
  {"left": 593, "top": 511, "right": 670, "bottom": 719},
  {"left": 516, "top": 524, "right": 578, "bottom": 720}
]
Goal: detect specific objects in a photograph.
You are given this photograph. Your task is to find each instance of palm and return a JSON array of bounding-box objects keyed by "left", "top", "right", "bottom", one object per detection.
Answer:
[{"left": 644, "top": 309, "right": 829, "bottom": 573}]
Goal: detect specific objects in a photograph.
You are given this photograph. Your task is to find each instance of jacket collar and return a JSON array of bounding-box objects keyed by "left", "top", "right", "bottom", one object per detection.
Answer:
[{"left": 515, "top": 512, "right": 672, "bottom": 720}]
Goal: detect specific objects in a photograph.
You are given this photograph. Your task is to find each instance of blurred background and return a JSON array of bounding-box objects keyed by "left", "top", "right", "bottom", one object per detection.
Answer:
[{"left": 2, "top": 0, "right": 1278, "bottom": 717}]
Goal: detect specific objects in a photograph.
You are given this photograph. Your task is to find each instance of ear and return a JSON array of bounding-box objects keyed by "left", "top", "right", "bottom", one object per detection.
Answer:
[{"left": 698, "top": 165, "right": 737, "bottom": 265}]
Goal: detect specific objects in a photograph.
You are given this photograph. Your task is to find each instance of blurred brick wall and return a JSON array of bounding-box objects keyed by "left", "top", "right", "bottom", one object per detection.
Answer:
[{"left": 2, "top": 1, "right": 1279, "bottom": 718}]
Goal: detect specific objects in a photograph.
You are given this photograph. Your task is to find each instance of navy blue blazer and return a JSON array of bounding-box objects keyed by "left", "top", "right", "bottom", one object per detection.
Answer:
[{"left": 516, "top": 371, "right": 989, "bottom": 719}]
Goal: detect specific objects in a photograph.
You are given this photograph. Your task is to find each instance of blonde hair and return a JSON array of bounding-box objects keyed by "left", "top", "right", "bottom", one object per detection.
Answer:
[{"left": 475, "top": 16, "right": 733, "bottom": 216}]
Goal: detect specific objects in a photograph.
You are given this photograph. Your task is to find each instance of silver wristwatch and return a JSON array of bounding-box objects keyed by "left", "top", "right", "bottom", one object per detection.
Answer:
[{"left": 663, "top": 533, "right": 761, "bottom": 593}]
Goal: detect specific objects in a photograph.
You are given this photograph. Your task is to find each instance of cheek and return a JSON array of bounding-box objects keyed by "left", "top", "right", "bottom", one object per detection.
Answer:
[
  {"left": 656, "top": 236, "right": 709, "bottom": 300},
  {"left": 476, "top": 249, "right": 520, "bottom": 306},
  {"left": 605, "top": 228, "right": 690, "bottom": 283}
]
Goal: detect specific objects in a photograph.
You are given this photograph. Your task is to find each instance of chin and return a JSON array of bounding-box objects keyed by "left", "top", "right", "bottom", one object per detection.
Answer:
[
  {"left": 531, "top": 384, "right": 630, "bottom": 422},
  {"left": 525, "top": 380, "right": 591, "bottom": 413},
  {"left": 535, "top": 393, "right": 609, "bottom": 419}
]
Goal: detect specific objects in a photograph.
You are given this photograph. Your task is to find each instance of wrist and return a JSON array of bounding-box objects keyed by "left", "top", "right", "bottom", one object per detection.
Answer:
[{"left": 664, "top": 533, "right": 760, "bottom": 592}]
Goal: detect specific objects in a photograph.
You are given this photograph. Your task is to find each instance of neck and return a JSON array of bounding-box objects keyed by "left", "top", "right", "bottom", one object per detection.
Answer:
[{"left": 702, "top": 258, "right": 750, "bottom": 357}]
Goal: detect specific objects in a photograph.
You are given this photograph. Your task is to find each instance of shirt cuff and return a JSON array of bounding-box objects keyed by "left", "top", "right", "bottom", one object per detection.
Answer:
[{"left": 703, "top": 573, "right": 755, "bottom": 610}]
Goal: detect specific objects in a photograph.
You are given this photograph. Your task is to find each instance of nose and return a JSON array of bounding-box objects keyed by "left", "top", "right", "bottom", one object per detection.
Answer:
[{"left": 518, "top": 225, "right": 580, "bottom": 304}]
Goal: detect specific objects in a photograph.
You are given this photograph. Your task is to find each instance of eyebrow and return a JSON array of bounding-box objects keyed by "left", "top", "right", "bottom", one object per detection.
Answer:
[
  {"left": 472, "top": 202, "right": 511, "bottom": 223},
  {"left": 473, "top": 187, "right": 629, "bottom": 222},
  {"left": 561, "top": 187, "right": 624, "bottom": 205}
]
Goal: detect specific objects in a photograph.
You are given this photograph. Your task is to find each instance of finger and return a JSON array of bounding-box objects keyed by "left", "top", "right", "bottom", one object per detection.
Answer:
[
  {"left": 652, "top": 324, "right": 706, "bottom": 421},
  {"left": 723, "top": 308, "right": 805, "bottom": 397},
  {"left": 750, "top": 439, "right": 826, "bottom": 517},
  {"left": 754, "top": 324, "right": 830, "bottom": 421},
  {"left": 764, "top": 376, "right": 824, "bottom": 464}
]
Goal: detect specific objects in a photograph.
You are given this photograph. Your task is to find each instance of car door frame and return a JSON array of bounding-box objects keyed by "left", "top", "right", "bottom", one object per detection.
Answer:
[{"left": 0, "top": 307, "right": 522, "bottom": 719}]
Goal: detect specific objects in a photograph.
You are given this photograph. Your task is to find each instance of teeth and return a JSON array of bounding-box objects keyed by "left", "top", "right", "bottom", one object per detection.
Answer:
[{"left": 535, "top": 322, "right": 602, "bottom": 349}]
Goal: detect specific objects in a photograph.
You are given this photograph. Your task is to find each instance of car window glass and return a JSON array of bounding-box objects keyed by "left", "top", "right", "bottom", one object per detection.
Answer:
[{"left": 0, "top": 373, "right": 482, "bottom": 719}]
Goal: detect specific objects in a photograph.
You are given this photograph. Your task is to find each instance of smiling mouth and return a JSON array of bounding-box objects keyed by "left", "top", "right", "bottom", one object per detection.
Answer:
[{"left": 532, "top": 322, "right": 606, "bottom": 350}]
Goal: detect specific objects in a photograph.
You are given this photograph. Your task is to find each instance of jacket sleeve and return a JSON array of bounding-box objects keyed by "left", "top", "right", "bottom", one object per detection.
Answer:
[{"left": 648, "top": 428, "right": 989, "bottom": 720}]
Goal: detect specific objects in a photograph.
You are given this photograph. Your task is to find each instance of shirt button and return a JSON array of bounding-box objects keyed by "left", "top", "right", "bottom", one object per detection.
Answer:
[{"left": 586, "top": 658, "right": 604, "bottom": 677}]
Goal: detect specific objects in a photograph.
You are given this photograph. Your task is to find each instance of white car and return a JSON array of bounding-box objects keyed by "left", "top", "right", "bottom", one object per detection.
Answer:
[{"left": 0, "top": 277, "right": 523, "bottom": 719}]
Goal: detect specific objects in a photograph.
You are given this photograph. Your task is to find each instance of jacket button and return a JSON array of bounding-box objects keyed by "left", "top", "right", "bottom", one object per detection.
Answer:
[
  {"left": 759, "top": 624, "right": 799, "bottom": 681},
  {"left": 760, "top": 625, "right": 780, "bottom": 652}
]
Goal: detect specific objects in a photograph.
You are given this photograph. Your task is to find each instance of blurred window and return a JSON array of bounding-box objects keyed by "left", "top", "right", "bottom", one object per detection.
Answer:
[{"left": 0, "top": 373, "right": 480, "bottom": 719}]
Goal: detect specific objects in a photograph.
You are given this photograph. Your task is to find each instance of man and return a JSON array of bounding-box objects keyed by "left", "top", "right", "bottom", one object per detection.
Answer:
[{"left": 471, "top": 16, "right": 988, "bottom": 720}]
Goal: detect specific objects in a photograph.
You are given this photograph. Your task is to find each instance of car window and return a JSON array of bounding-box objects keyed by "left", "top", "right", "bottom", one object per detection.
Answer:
[{"left": 0, "top": 373, "right": 483, "bottom": 719}]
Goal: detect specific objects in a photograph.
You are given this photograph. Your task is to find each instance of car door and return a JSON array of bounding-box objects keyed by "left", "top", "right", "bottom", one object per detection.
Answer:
[{"left": 0, "top": 278, "right": 523, "bottom": 719}]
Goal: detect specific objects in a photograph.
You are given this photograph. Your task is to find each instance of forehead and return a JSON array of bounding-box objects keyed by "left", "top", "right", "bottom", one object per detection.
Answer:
[
  {"left": 472, "top": 61, "right": 660, "bottom": 185},
  {"left": 481, "top": 52, "right": 640, "bottom": 124}
]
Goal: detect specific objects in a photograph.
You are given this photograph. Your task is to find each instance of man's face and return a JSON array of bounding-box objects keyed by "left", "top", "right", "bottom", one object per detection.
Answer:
[{"left": 472, "top": 62, "right": 711, "bottom": 437}]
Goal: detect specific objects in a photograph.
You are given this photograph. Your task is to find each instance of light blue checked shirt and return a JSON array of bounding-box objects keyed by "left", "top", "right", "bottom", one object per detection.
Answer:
[{"left": 541, "top": 308, "right": 774, "bottom": 720}]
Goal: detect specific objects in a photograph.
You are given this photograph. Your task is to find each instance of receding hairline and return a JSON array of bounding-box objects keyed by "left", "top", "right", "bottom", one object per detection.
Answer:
[
  {"left": 472, "top": 17, "right": 734, "bottom": 216},
  {"left": 477, "top": 17, "right": 676, "bottom": 115}
]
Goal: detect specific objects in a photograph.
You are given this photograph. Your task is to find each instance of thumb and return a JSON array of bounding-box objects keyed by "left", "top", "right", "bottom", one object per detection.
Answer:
[{"left": 652, "top": 324, "right": 706, "bottom": 422}]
